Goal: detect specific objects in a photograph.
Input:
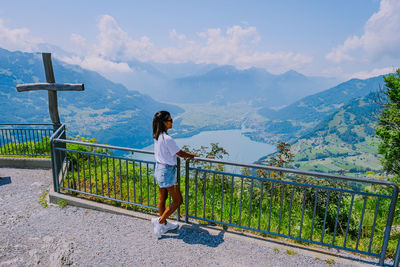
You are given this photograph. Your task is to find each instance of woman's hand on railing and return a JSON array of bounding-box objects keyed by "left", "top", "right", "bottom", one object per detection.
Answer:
[{"left": 176, "top": 150, "right": 197, "bottom": 160}]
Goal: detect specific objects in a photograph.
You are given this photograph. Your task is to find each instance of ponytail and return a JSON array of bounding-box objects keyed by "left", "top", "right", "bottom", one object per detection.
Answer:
[{"left": 152, "top": 110, "right": 171, "bottom": 140}]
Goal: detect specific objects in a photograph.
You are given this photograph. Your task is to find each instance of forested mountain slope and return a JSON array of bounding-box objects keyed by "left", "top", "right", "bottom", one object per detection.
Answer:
[{"left": 258, "top": 92, "right": 381, "bottom": 174}]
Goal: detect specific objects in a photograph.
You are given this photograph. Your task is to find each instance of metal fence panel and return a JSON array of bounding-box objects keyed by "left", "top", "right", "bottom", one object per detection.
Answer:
[
  {"left": 184, "top": 158, "right": 399, "bottom": 266},
  {"left": 0, "top": 123, "right": 54, "bottom": 157}
]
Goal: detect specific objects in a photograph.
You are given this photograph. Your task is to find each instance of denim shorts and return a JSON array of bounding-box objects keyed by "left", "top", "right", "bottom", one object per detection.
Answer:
[{"left": 154, "top": 163, "right": 177, "bottom": 188}]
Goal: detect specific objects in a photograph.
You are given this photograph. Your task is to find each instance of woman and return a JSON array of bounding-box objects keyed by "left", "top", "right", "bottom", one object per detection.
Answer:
[{"left": 152, "top": 110, "right": 196, "bottom": 238}]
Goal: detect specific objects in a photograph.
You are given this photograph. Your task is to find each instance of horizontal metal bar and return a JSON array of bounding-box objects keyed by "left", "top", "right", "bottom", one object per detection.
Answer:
[
  {"left": 0, "top": 128, "right": 53, "bottom": 131},
  {"left": 188, "top": 158, "right": 396, "bottom": 187},
  {"left": 53, "top": 138, "right": 154, "bottom": 155},
  {"left": 0, "top": 153, "right": 49, "bottom": 156},
  {"left": 0, "top": 123, "right": 55, "bottom": 126},
  {"left": 54, "top": 147, "right": 155, "bottom": 164}
]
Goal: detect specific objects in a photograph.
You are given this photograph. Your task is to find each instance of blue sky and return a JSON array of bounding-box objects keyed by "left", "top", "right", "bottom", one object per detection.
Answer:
[{"left": 0, "top": 0, "right": 399, "bottom": 80}]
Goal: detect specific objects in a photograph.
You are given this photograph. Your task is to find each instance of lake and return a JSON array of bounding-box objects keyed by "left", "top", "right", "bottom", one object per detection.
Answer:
[{"left": 141, "top": 129, "right": 275, "bottom": 164}]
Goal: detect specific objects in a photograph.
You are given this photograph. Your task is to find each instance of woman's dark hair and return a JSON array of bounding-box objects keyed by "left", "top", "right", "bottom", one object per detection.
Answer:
[{"left": 153, "top": 110, "right": 171, "bottom": 140}]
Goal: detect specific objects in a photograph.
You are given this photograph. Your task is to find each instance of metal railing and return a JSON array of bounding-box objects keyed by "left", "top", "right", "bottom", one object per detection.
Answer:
[
  {"left": 0, "top": 123, "right": 55, "bottom": 157},
  {"left": 49, "top": 128, "right": 400, "bottom": 266},
  {"left": 184, "top": 158, "right": 399, "bottom": 266}
]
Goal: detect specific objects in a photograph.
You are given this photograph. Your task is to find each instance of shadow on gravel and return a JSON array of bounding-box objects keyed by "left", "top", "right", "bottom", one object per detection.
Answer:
[
  {"left": 0, "top": 176, "right": 11, "bottom": 186},
  {"left": 162, "top": 224, "right": 225, "bottom": 247}
]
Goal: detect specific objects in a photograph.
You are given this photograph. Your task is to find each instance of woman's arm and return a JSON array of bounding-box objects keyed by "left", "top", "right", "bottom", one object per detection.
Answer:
[{"left": 176, "top": 150, "right": 197, "bottom": 160}]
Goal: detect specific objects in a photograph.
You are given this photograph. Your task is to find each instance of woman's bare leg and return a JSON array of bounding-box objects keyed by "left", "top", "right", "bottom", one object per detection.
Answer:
[
  {"left": 159, "top": 184, "right": 183, "bottom": 224},
  {"left": 158, "top": 187, "right": 168, "bottom": 217}
]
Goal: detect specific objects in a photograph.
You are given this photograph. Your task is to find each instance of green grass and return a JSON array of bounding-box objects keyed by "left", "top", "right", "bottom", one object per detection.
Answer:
[
  {"left": 286, "top": 250, "right": 297, "bottom": 255},
  {"left": 325, "top": 259, "right": 335, "bottom": 264},
  {"left": 38, "top": 190, "right": 48, "bottom": 208},
  {"left": 57, "top": 200, "right": 68, "bottom": 208},
  {"left": 0, "top": 137, "right": 51, "bottom": 158}
]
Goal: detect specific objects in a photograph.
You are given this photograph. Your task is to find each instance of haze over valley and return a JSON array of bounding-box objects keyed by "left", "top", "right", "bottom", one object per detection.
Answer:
[{"left": 0, "top": 47, "right": 390, "bottom": 174}]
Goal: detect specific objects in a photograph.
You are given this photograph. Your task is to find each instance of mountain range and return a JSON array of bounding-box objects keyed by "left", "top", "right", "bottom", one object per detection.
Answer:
[
  {"left": 103, "top": 57, "right": 339, "bottom": 109},
  {"left": 130, "top": 65, "right": 338, "bottom": 108},
  {"left": 0, "top": 48, "right": 182, "bottom": 148}
]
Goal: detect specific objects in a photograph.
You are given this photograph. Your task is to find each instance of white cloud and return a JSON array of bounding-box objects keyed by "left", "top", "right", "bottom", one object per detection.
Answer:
[
  {"left": 169, "top": 29, "right": 187, "bottom": 42},
  {"left": 0, "top": 13, "right": 311, "bottom": 75},
  {"left": 95, "top": 14, "right": 155, "bottom": 61},
  {"left": 69, "top": 33, "right": 87, "bottom": 56},
  {"left": 59, "top": 15, "right": 152, "bottom": 74},
  {"left": 61, "top": 55, "right": 132, "bottom": 73},
  {"left": 70, "top": 33, "right": 86, "bottom": 47},
  {"left": 0, "top": 18, "right": 42, "bottom": 52},
  {"left": 156, "top": 24, "right": 311, "bottom": 73},
  {"left": 326, "top": 0, "right": 400, "bottom": 63},
  {"left": 77, "top": 15, "right": 312, "bottom": 73},
  {"left": 348, "top": 67, "right": 396, "bottom": 79}
]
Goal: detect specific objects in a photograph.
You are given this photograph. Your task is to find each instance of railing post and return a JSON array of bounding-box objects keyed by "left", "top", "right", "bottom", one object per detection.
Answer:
[
  {"left": 50, "top": 134, "right": 58, "bottom": 192},
  {"left": 379, "top": 185, "right": 399, "bottom": 266},
  {"left": 185, "top": 159, "right": 190, "bottom": 223},
  {"left": 59, "top": 126, "right": 67, "bottom": 171},
  {"left": 177, "top": 157, "right": 181, "bottom": 221},
  {"left": 50, "top": 124, "right": 66, "bottom": 193}
]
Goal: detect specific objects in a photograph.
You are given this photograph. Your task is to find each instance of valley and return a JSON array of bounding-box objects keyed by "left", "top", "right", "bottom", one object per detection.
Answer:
[{"left": 0, "top": 47, "right": 389, "bottom": 176}]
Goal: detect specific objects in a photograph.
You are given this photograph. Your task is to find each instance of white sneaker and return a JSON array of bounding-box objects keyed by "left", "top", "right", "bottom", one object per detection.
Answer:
[
  {"left": 151, "top": 217, "right": 163, "bottom": 239},
  {"left": 163, "top": 220, "right": 179, "bottom": 233}
]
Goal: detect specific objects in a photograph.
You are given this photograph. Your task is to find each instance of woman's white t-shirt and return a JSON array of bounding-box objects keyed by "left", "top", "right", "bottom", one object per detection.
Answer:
[{"left": 154, "top": 132, "right": 180, "bottom": 165}]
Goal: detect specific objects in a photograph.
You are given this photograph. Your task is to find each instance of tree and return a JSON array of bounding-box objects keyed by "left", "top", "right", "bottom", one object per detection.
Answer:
[
  {"left": 181, "top": 143, "right": 228, "bottom": 160},
  {"left": 375, "top": 69, "right": 400, "bottom": 177},
  {"left": 267, "top": 142, "right": 294, "bottom": 168},
  {"left": 181, "top": 143, "right": 228, "bottom": 171},
  {"left": 253, "top": 142, "right": 294, "bottom": 180}
]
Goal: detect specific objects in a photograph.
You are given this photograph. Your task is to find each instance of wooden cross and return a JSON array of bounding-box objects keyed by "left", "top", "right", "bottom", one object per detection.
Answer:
[{"left": 16, "top": 53, "right": 84, "bottom": 130}]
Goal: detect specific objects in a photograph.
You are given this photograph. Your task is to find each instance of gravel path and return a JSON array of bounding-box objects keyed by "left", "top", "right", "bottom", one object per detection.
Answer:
[{"left": 0, "top": 167, "right": 374, "bottom": 266}]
